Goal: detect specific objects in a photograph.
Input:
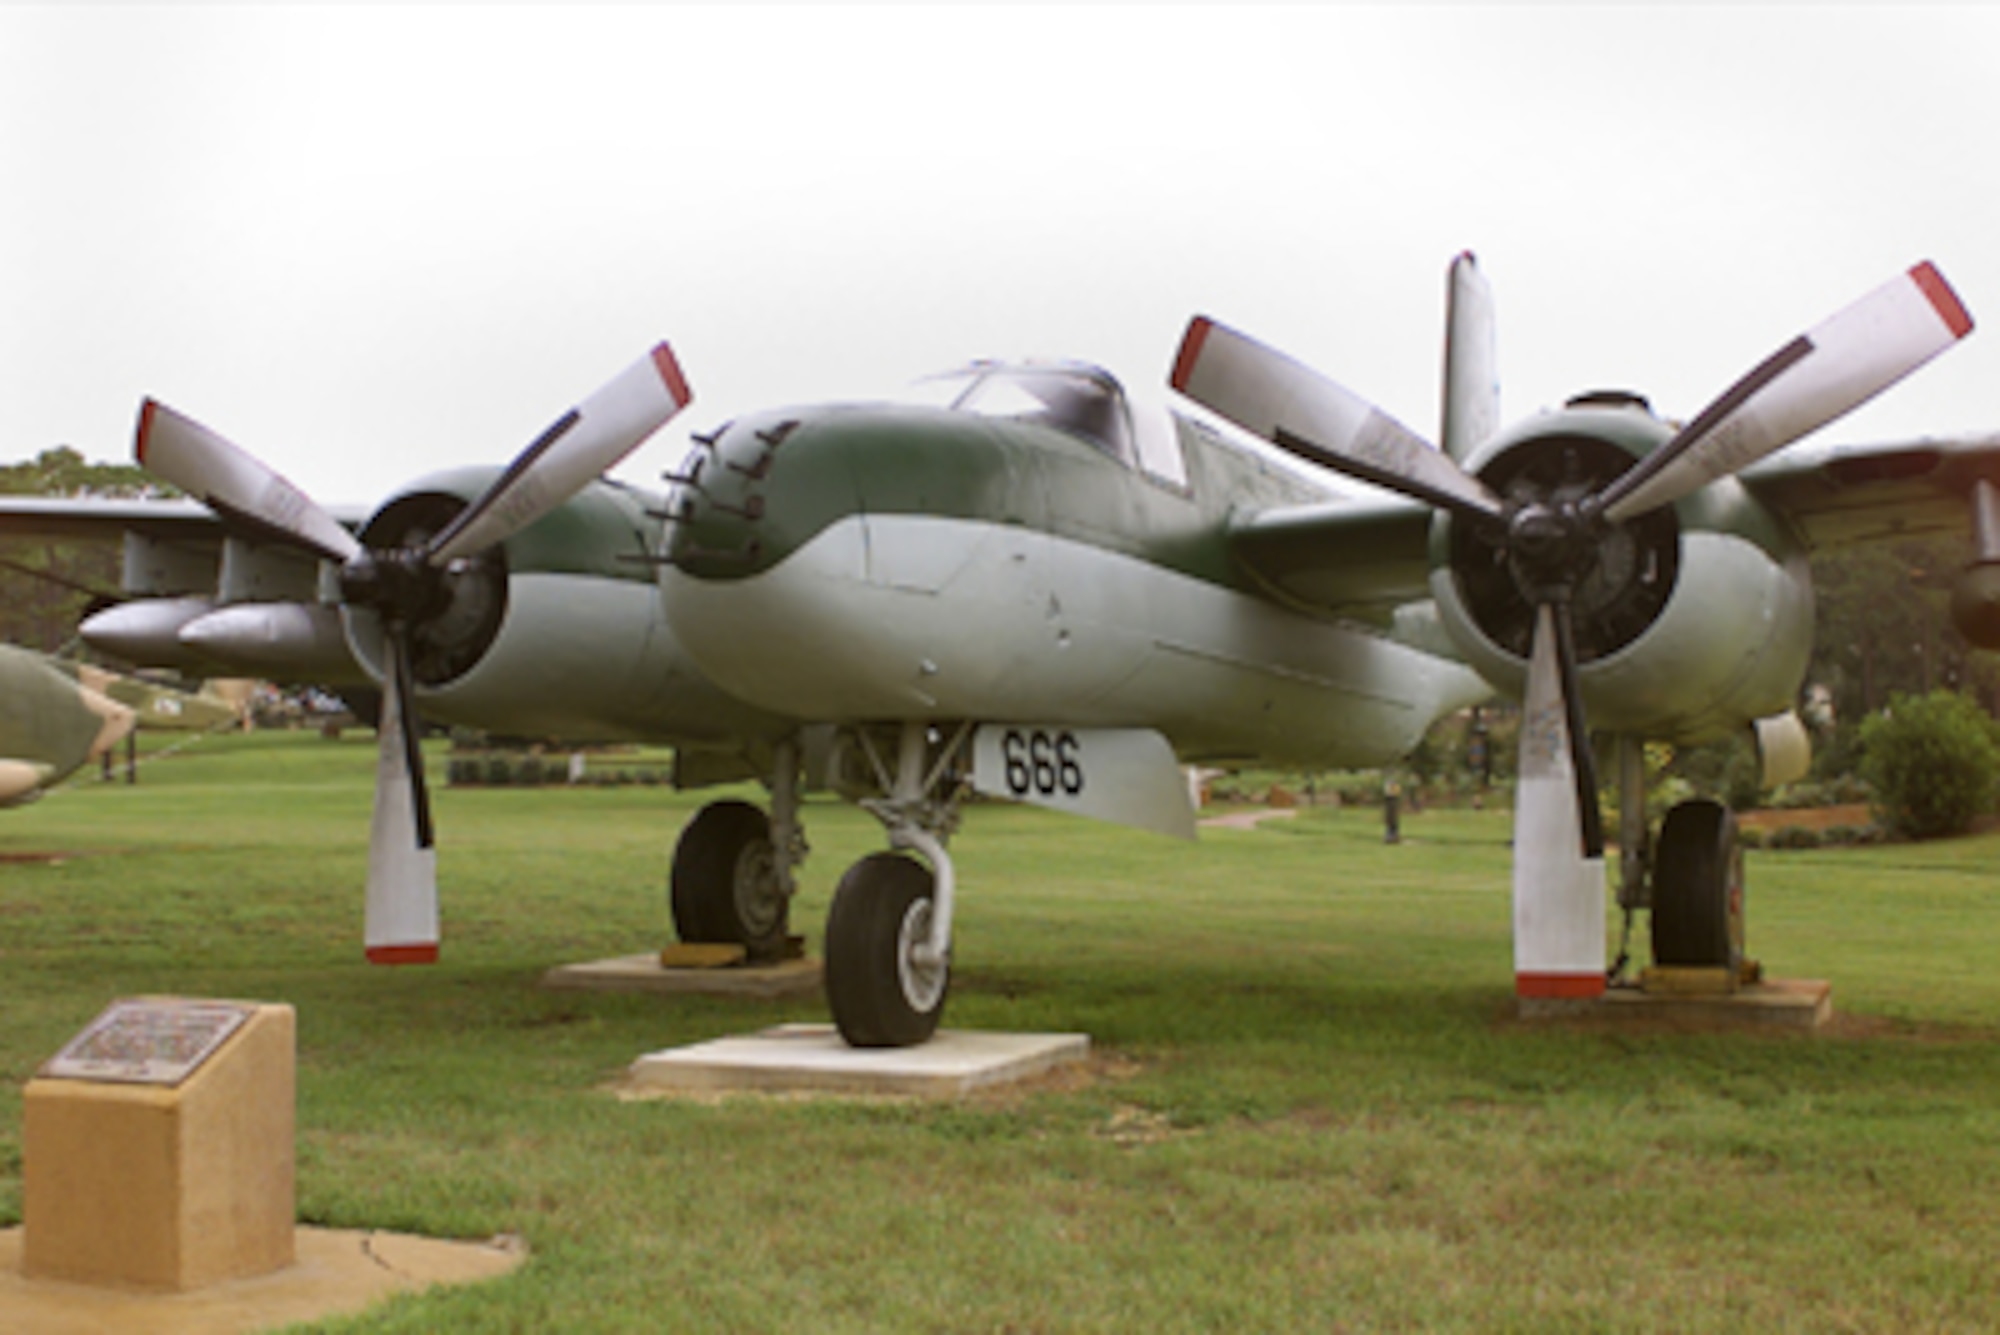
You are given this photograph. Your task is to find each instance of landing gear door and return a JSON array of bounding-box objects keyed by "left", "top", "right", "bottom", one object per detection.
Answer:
[{"left": 970, "top": 726, "right": 1196, "bottom": 841}]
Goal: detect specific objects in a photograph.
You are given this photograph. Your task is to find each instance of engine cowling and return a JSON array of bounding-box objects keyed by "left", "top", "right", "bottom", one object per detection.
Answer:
[
  {"left": 1429, "top": 397, "right": 1815, "bottom": 743},
  {"left": 343, "top": 468, "right": 782, "bottom": 745}
]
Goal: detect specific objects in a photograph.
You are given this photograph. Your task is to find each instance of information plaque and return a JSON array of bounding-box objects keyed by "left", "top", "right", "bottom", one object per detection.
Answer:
[{"left": 39, "top": 998, "right": 254, "bottom": 1086}]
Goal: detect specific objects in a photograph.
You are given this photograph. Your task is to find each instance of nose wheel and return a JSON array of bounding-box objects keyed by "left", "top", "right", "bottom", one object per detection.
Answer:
[{"left": 824, "top": 852, "right": 948, "bottom": 1047}]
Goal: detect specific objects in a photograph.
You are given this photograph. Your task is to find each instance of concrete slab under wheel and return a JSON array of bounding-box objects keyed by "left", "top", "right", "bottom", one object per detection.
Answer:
[
  {"left": 1518, "top": 978, "right": 1832, "bottom": 1031},
  {"left": 625, "top": 1023, "right": 1091, "bottom": 1100},
  {"left": 0, "top": 1227, "right": 525, "bottom": 1335},
  {"left": 540, "top": 952, "right": 822, "bottom": 1000}
]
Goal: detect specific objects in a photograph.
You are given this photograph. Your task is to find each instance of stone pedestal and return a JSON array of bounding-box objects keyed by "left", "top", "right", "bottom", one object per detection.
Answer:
[{"left": 22, "top": 1000, "right": 295, "bottom": 1292}]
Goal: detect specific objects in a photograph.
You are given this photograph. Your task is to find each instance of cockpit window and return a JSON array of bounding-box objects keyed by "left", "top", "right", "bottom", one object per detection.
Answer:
[{"left": 894, "top": 363, "right": 1137, "bottom": 466}]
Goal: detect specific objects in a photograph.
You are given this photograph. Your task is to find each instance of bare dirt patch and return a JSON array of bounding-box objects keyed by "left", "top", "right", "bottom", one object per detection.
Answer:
[{"left": 1735, "top": 803, "right": 1872, "bottom": 833}]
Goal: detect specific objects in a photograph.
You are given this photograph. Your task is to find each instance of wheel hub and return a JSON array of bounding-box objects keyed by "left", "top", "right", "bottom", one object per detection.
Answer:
[
  {"left": 897, "top": 899, "right": 949, "bottom": 1013},
  {"left": 731, "top": 841, "right": 784, "bottom": 940}
]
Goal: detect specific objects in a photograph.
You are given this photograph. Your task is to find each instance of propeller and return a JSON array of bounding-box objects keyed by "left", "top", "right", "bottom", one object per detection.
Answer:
[
  {"left": 1172, "top": 261, "right": 1972, "bottom": 944},
  {"left": 136, "top": 344, "right": 693, "bottom": 962}
]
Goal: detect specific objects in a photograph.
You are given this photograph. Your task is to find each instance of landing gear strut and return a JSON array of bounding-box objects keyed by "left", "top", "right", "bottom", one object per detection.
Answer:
[{"left": 824, "top": 721, "right": 970, "bottom": 1047}]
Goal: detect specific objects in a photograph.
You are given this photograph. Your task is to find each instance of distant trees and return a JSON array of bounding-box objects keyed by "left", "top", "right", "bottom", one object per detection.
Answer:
[{"left": 1806, "top": 534, "right": 2000, "bottom": 726}]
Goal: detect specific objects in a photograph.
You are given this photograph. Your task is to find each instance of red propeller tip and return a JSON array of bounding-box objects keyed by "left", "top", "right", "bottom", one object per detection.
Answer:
[
  {"left": 366, "top": 943, "right": 439, "bottom": 965},
  {"left": 135, "top": 399, "right": 162, "bottom": 465},
  {"left": 1170, "top": 317, "right": 1215, "bottom": 392},
  {"left": 1912, "top": 261, "right": 1974, "bottom": 340},
  {"left": 652, "top": 343, "right": 693, "bottom": 409}
]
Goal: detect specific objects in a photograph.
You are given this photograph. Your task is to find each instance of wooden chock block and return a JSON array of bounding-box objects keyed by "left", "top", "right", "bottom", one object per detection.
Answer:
[{"left": 22, "top": 998, "right": 296, "bottom": 1291}]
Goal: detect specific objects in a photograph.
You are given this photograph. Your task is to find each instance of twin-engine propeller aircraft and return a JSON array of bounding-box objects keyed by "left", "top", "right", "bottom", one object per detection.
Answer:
[{"left": 4, "top": 255, "right": 1995, "bottom": 1047}]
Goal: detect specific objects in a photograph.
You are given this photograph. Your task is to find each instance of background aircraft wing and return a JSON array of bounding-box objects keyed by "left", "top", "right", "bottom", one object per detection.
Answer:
[{"left": 1737, "top": 431, "right": 2000, "bottom": 548}]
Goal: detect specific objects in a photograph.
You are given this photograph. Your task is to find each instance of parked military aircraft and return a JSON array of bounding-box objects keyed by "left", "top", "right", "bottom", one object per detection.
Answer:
[
  {"left": 3, "top": 257, "right": 1993, "bottom": 1047},
  {"left": 0, "top": 644, "right": 136, "bottom": 805}
]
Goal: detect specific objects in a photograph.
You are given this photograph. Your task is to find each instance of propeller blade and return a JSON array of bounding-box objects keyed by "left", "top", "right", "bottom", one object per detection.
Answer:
[
  {"left": 1442, "top": 251, "right": 1501, "bottom": 462},
  {"left": 425, "top": 343, "right": 693, "bottom": 566},
  {"left": 1512, "top": 602, "right": 1608, "bottom": 998},
  {"left": 1170, "top": 316, "right": 1504, "bottom": 522},
  {"left": 135, "top": 400, "right": 362, "bottom": 565},
  {"left": 1547, "top": 599, "right": 1604, "bottom": 861},
  {"left": 1599, "top": 262, "right": 1973, "bottom": 523},
  {"left": 363, "top": 629, "right": 438, "bottom": 964}
]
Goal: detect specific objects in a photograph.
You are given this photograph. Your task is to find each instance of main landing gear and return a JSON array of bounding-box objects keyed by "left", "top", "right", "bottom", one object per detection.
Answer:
[
  {"left": 669, "top": 723, "right": 970, "bottom": 1047},
  {"left": 670, "top": 736, "right": 806, "bottom": 963},
  {"left": 1610, "top": 737, "right": 1748, "bottom": 984}
]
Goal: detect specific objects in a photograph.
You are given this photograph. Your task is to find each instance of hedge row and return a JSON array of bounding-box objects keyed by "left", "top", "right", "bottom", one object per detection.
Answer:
[
  {"left": 446, "top": 756, "right": 670, "bottom": 788},
  {"left": 1740, "top": 823, "right": 1887, "bottom": 851}
]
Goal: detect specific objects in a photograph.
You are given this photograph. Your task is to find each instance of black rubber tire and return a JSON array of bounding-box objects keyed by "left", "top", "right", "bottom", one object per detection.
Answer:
[
  {"left": 1651, "top": 798, "right": 1745, "bottom": 971},
  {"left": 669, "top": 799, "right": 788, "bottom": 959},
  {"left": 824, "top": 853, "right": 948, "bottom": 1048}
]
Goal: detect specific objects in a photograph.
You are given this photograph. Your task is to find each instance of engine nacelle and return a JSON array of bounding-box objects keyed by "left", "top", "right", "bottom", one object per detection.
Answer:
[
  {"left": 1429, "top": 399, "right": 1815, "bottom": 744},
  {"left": 1951, "top": 562, "right": 2000, "bottom": 649},
  {"left": 343, "top": 468, "right": 786, "bottom": 746}
]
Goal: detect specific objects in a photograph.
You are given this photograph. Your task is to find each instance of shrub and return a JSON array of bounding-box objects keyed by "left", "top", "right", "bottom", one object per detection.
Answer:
[
  {"left": 1768, "top": 825, "right": 1823, "bottom": 850},
  {"left": 1859, "top": 691, "right": 2000, "bottom": 840}
]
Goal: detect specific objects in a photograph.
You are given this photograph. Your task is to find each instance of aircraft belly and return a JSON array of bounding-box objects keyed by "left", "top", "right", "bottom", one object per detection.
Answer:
[{"left": 665, "top": 515, "right": 1489, "bottom": 766}]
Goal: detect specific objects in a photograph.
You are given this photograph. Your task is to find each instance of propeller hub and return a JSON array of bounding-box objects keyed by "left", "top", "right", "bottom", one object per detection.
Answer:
[
  {"left": 339, "top": 548, "right": 447, "bottom": 626},
  {"left": 1506, "top": 499, "right": 1600, "bottom": 601}
]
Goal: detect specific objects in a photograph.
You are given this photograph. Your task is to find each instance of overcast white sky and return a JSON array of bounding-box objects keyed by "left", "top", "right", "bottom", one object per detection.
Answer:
[{"left": 4, "top": 4, "right": 1997, "bottom": 504}]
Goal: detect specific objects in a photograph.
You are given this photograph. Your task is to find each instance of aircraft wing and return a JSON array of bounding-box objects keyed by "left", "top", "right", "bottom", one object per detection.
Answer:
[
  {"left": 1225, "top": 493, "right": 1434, "bottom": 624},
  {"left": 1736, "top": 431, "right": 2000, "bottom": 548},
  {"left": 0, "top": 494, "right": 371, "bottom": 682},
  {"left": 0, "top": 494, "right": 370, "bottom": 541},
  {"left": 1226, "top": 431, "right": 2000, "bottom": 628}
]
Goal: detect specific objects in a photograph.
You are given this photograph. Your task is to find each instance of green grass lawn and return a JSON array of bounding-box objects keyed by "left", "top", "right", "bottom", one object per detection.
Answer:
[{"left": 6, "top": 730, "right": 2000, "bottom": 1331}]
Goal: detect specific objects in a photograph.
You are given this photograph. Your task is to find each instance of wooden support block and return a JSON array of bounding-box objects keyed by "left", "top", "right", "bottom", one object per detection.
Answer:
[
  {"left": 1640, "top": 966, "right": 1738, "bottom": 997},
  {"left": 659, "top": 942, "right": 749, "bottom": 969},
  {"left": 22, "top": 1000, "right": 295, "bottom": 1292}
]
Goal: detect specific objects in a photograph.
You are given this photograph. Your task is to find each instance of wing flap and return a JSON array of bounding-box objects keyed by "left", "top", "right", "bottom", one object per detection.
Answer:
[{"left": 1738, "top": 432, "right": 2000, "bottom": 547}]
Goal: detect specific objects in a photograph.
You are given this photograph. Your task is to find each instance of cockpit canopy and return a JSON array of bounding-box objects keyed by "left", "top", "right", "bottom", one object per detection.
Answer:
[{"left": 890, "top": 360, "right": 1187, "bottom": 488}]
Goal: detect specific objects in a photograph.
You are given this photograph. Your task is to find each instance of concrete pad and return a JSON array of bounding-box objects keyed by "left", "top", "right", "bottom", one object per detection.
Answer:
[
  {"left": 1518, "top": 977, "right": 1832, "bottom": 1031},
  {"left": 0, "top": 1227, "right": 525, "bottom": 1335},
  {"left": 540, "top": 953, "right": 822, "bottom": 1000},
  {"left": 625, "top": 1024, "right": 1091, "bottom": 1100}
]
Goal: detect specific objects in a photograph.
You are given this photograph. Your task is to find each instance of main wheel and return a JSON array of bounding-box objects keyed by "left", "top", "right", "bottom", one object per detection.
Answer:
[
  {"left": 824, "top": 853, "right": 948, "bottom": 1048},
  {"left": 669, "top": 799, "right": 789, "bottom": 960},
  {"left": 1650, "top": 798, "right": 1745, "bottom": 972}
]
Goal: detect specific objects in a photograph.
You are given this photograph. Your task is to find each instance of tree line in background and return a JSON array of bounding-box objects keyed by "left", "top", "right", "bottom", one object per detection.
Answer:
[{"left": 6, "top": 448, "right": 1999, "bottom": 834}]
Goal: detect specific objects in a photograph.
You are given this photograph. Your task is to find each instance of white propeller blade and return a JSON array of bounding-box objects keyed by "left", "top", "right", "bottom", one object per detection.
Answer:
[
  {"left": 363, "top": 643, "right": 438, "bottom": 963},
  {"left": 136, "top": 401, "right": 362, "bottom": 565},
  {"left": 1512, "top": 605, "right": 1606, "bottom": 999},
  {"left": 1442, "top": 251, "right": 1501, "bottom": 461},
  {"left": 425, "top": 343, "right": 693, "bottom": 566},
  {"left": 1601, "top": 262, "right": 1973, "bottom": 523},
  {"left": 1171, "top": 316, "right": 1503, "bottom": 520}
]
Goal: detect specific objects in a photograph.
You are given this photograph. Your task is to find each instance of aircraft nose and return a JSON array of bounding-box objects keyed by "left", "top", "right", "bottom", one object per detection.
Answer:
[{"left": 663, "top": 411, "right": 847, "bottom": 581}]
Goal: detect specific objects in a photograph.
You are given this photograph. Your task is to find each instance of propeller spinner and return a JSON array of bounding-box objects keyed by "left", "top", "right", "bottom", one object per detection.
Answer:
[
  {"left": 136, "top": 344, "right": 693, "bottom": 962},
  {"left": 1173, "top": 260, "right": 1972, "bottom": 988}
]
